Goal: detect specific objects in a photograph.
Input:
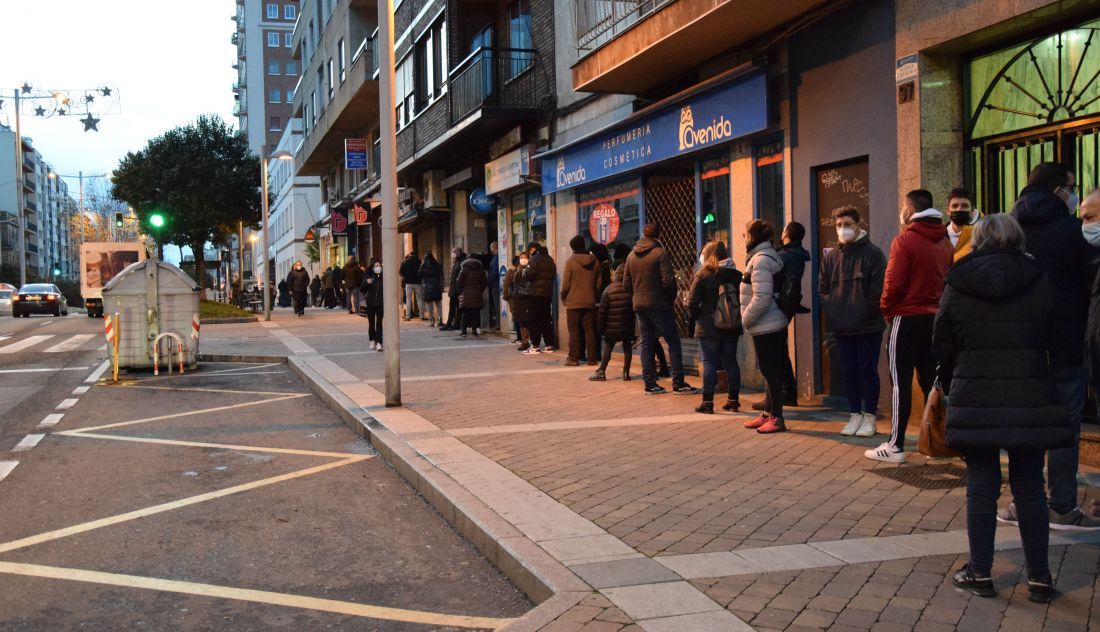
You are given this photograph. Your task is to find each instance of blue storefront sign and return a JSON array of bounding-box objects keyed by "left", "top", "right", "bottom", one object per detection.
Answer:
[
  {"left": 540, "top": 70, "right": 768, "bottom": 194},
  {"left": 468, "top": 188, "right": 498, "bottom": 214}
]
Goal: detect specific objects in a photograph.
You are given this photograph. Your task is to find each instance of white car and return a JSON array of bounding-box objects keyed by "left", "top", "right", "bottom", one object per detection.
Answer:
[{"left": 0, "top": 285, "right": 14, "bottom": 315}]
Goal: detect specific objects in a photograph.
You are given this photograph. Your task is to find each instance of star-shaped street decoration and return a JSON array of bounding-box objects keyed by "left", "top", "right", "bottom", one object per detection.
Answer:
[
  {"left": 34, "top": 106, "right": 46, "bottom": 116},
  {"left": 99, "top": 86, "right": 112, "bottom": 97},
  {"left": 83, "top": 94, "right": 95, "bottom": 104},
  {"left": 57, "top": 108, "right": 66, "bottom": 116},
  {"left": 21, "top": 83, "right": 32, "bottom": 94},
  {"left": 80, "top": 114, "right": 100, "bottom": 131}
]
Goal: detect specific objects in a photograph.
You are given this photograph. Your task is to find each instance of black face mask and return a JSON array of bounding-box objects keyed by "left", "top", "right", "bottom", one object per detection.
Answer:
[{"left": 949, "top": 212, "right": 971, "bottom": 226}]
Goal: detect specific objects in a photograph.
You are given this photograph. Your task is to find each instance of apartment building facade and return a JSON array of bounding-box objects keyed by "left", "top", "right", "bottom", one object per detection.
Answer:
[{"left": 233, "top": 0, "right": 300, "bottom": 156}]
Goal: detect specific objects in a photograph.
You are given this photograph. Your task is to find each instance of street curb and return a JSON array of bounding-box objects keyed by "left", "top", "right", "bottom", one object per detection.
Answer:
[
  {"left": 200, "top": 316, "right": 259, "bottom": 324},
  {"left": 283, "top": 356, "right": 590, "bottom": 628},
  {"left": 197, "top": 353, "right": 287, "bottom": 364}
]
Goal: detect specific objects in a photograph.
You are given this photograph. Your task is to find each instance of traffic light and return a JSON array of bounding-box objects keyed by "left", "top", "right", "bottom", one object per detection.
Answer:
[
  {"left": 149, "top": 212, "right": 165, "bottom": 228},
  {"left": 52, "top": 266, "right": 61, "bottom": 277},
  {"left": 114, "top": 212, "right": 124, "bottom": 228}
]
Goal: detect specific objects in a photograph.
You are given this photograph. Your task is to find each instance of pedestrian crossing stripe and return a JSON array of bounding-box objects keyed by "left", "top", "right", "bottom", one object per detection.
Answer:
[{"left": 0, "top": 334, "right": 104, "bottom": 354}]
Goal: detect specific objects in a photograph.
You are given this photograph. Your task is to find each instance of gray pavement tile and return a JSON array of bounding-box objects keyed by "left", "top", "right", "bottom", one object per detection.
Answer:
[
  {"left": 734, "top": 544, "right": 844, "bottom": 573},
  {"left": 570, "top": 558, "right": 681, "bottom": 590},
  {"left": 602, "top": 582, "right": 722, "bottom": 620},
  {"left": 655, "top": 552, "right": 763, "bottom": 579},
  {"left": 810, "top": 535, "right": 924, "bottom": 564},
  {"left": 543, "top": 534, "right": 641, "bottom": 565},
  {"left": 636, "top": 610, "right": 753, "bottom": 632}
]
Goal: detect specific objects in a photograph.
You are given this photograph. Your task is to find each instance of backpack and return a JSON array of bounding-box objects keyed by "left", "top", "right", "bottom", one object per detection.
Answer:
[
  {"left": 713, "top": 275, "right": 742, "bottom": 331},
  {"left": 774, "top": 263, "right": 807, "bottom": 319}
]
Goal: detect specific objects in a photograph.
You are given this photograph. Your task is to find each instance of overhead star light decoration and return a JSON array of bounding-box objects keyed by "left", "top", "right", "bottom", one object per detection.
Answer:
[{"left": 0, "top": 82, "right": 120, "bottom": 132}]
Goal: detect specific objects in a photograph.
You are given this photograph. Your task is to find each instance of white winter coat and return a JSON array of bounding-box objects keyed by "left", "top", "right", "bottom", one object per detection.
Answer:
[{"left": 740, "top": 241, "right": 789, "bottom": 336}]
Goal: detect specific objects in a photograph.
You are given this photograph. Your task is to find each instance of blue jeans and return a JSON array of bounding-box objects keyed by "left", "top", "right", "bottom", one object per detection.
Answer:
[
  {"left": 699, "top": 335, "right": 740, "bottom": 399},
  {"left": 964, "top": 447, "right": 1049, "bottom": 578},
  {"left": 836, "top": 331, "right": 882, "bottom": 414},
  {"left": 638, "top": 309, "right": 685, "bottom": 388},
  {"left": 1048, "top": 365, "right": 1086, "bottom": 514}
]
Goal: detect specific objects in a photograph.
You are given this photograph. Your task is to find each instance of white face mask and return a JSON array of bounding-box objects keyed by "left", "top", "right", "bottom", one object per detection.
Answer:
[
  {"left": 1083, "top": 222, "right": 1100, "bottom": 247},
  {"left": 1065, "top": 192, "right": 1080, "bottom": 214},
  {"left": 837, "top": 226, "right": 857, "bottom": 244},
  {"left": 373, "top": 266, "right": 382, "bottom": 274},
  {"left": 699, "top": 254, "right": 706, "bottom": 265}
]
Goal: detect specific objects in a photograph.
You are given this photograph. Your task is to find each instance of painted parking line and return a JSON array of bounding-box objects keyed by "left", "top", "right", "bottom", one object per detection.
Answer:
[
  {"left": 66, "top": 394, "right": 310, "bottom": 434},
  {"left": 0, "top": 367, "right": 90, "bottom": 374},
  {"left": 0, "top": 335, "right": 54, "bottom": 353},
  {"left": 85, "top": 360, "right": 111, "bottom": 383},
  {"left": 0, "top": 461, "right": 17, "bottom": 483},
  {"left": 56, "top": 399, "right": 79, "bottom": 410},
  {"left": 72, "top": 386, "right": 90, "bottom": 395},
  {"left": 37, "top": 414, "right": 64, "bottom": 428},
  {"left": 11, "top": 434, "right": 45, "bottom": 452},
  {"left": 0, "top": 562, "right": 515, "bottom": 630}
]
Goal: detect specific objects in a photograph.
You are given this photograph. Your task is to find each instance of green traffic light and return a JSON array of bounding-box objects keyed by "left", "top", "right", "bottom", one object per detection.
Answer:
[{"left": 149, "top": 214, "right": 165, "bottom": 228}]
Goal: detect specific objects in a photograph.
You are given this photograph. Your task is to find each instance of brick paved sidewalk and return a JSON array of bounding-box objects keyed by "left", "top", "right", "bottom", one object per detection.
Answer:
[{"left": 204, "top": 309, "right": 1100, "bottom": 631}]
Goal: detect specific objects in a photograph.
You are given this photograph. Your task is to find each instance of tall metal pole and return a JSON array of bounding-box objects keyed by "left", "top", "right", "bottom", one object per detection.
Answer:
[
  {"left": 238, "top": 220, "right": 245, "bottom": 300},
  {"left": 261, "top": 157, "right": 272, "bottom": 321},
  {"left": 378, "top": 0, "right": 401, "bottom": 406},
  {"left": 13, "top": 90, "right": 26, "bottom": 287},
  {"left": 78, "top": 171, "right": 84, "bottom": 243}
]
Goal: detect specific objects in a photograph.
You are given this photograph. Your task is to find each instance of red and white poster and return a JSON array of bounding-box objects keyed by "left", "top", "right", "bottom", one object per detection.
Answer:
[{"left": 588, "top": 203, "right": 620, "bottom": 245}]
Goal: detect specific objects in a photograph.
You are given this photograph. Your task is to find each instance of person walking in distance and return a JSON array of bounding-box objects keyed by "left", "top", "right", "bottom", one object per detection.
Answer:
[
  {"left": 332, "top": 263, "right": 345, "bottom": 309},
  {"left": 868, "top": 190, "right": 952, "bottom": 463},
  {"left": 687, "top": 240, "right": 743, "bottom": 414},
  {"left": 819, "top": 206, "right": 887, "bottom": 437},
  {"left": 286, "top": 260, "right": 311, "bottom": 317},
  {"left": 418, "top": 252, "right": 444, "bottom": 327},
  {"left": 740, "top": 220, "right": 791, "bottom": 433},
  {"left": 399, "top": 251, "right": 422, "bottom": 321},
  {"left": 935, "top": 214, "right": 1072, "bottom": 602},
  {"left": 591, "top": 251, "right": 636, "bottom": 382},
  {"left": 511, "top": 251, "right": 534, "bottom": 351},
  {"left": 1003, "top": 163, "right": 1100, "bottom": 529},
  {"left": 561, "top": 235, "right": 600, "bottom": 366},
  {"left": 521, "top": 242, "right": 556, "bottom": 354},
  {"left": 456, "top": 253, "right": 488, "bottom": 337},
  {"left": 322, "top": 267, "right": 337, "bottom": 308},
  {"left": 503, "top": 255, "right": 528, "bottom": 345},
  {"left": 309, "top": 274, "right": 321, "bottom": 308},
  {"left": 946, "top": 187, "right": 982, "bottom": 261},
  {"left": 622, "top": 223, "right": 697, "bottom": 395},
  {"left": 360, "top": 259, "right": 385, "bottom": 351},
  {"left": 441, "top": 247, "right": 466, "bottom": 331},
  {"left": 343, "top": 256, "right": 363, "bottom": 315}
]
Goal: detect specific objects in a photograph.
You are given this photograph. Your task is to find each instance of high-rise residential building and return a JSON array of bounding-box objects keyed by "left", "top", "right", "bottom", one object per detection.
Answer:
[{"left": 233, "top": 0, "right": 300, "bottom": 157}]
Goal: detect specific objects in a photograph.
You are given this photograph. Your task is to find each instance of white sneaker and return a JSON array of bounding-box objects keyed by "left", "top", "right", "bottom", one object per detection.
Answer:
[
  {"left": 376, "top": 343, "right": 383, "bottom": 352},
  {"left": 856, "top": 413, "right": 877, "bottom": 437},
  {"left": 841, "top": 413, "right": 862, "bottom": 436},
  {"left": 864, "top": 442, "right": 906, "bottom": 463},
  {"left": 369, "top": 341, "right": 377, "bottom": 351}
]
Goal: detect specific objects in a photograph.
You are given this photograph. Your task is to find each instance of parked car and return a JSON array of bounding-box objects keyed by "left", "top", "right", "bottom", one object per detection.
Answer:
[
  {"left": 0, "top": 288, "right": 12, "bottom": 315},
  {"left": 12, "top": 283, "right": 69, "bottom": 317}
]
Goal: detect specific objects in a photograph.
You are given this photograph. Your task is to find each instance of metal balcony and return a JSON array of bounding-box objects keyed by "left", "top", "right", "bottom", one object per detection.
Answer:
[
  {"left": 575, "top": 0, "right": 675, "bottom": 54},
  {"left": 22, "top": 154, "right": 35, "bottom": 172},
  {"left": 22, "top": 177, "right": 35, "bottom": 193}
]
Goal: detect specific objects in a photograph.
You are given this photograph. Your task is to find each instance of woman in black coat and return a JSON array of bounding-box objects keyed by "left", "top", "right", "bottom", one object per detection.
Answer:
[
  {"left": 590, "top": 265, "right": 635, "bottom": 382},
  {"left": 360, "top": 259, "right": 385, "bottom": 350},
  {"left": 933, "top": 214, "right": 1069, "bottom": 603},
  {"left": 687, "top": 240, "right": 743, "bottom": 414},
  {"left": 455, "top": 256, "right": 487, "bottom": 336},
  {"left": 418, "top": 253, "right": 444, "bottom": 327}
]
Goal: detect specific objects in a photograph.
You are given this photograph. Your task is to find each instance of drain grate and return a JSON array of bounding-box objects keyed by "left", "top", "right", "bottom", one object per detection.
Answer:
[{"left": 870, "top": 463, "right": 968, "bottom": 490}]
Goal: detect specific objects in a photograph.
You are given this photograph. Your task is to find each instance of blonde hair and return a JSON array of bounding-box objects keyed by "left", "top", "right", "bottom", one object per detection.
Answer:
[
  {"left": 699, "top": 240, "right": 727, "bottom": 272},
  {"left": 972, "top": 213, "right": 1025, "bottom": 253}
]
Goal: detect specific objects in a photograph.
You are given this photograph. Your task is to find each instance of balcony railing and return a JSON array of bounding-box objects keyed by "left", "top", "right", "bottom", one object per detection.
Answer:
[
  {"left": 23, "top": 176, "right": 35, "bottom": 193},
  {"left": 22, "top": 154, "right": 34, "bottom": 171},
  {"left": 25, "top": 221, "right": 38, "bottom": 234},
  {"left": 449, "top": 47, "right": 538, "bottom": 123},
  {"left": 24, "top": 200, "right": 36, "bottom": 213},
  {"left": 575, "top": 0, "right": 676, "bottom": 54}
]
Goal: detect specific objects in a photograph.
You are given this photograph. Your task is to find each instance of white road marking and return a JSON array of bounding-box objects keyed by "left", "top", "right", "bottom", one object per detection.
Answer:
[
  {"left": 12, "top": 434, "right": 45, "bottom": 452},
  {"left": 38, "top": 414, "right": 65, "bottom": 428},
  {"left": 72, "top": 386, "right": 90, "bottom": 395},
  {"left": 0, "top": 461, "right": 17, "bottom": 482},
  {"left": 38, "top": 320, "right": 56, "bottom": 327},
  {"left": 56, "top": 399, "right": 79, "bottom": 410},
  {"left": 0, "top": 367, "right": 90, "bottom": 374},
  {"left": 85, "top": 360, "right": 111, "bottom": 383},
  {"left": 0, "top": 335, "right": 54, "bottom": 353},
  {"left": 44, "top": 334, "right": 96, "bottom": 353}
]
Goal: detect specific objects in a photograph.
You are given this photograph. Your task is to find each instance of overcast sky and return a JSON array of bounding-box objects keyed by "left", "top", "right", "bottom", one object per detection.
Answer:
[{"left": 0, "top": 0, "right": 236, "bottom": 196}]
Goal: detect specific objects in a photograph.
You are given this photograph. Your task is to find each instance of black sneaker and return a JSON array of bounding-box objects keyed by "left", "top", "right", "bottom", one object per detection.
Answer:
[
  {"left": 644, "top": 385, "right": 668, "bottom": 395},
  {"left": 673, "top": 383, "right": 698, "bottom": 395},
  {"left": 952, "top": 564, "right": 994, "bottom": 598},
  {"left": 1027, "top": 574, "right": 1055, "bottom": 603}
]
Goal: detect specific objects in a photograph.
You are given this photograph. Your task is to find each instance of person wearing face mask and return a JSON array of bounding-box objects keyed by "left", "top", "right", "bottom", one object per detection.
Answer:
[
  {"left": 871, "top": 190, "right": 953, "bottom": 463},
  {"left": 819, "top": 207, "right": 887, "bottom": 437},
  {"left": 945, "top": 187, "right": 982, "bottom": 261},
  {"left": 441, "top": 247, "right": 467, "bottom": 331},
  {"left": 286, "top": 260, "right": 311, "bottom": 317},
  {"left": 1006, "top": 164, "right": 1100, "bottom": 529},
  {"left": 361, "top": 259, "right": 385, "bottom": 351}
]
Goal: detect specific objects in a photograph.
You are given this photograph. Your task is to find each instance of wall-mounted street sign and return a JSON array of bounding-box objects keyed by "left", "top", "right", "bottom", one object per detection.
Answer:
[
  {"left": 469, "top": 188, "right": 498, "bottom": 215},
  {"left": 345, "top": 138, "right": 368, "bottom": 170}
]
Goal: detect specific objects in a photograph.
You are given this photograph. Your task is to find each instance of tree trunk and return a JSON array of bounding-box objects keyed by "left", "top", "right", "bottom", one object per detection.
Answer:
[{"left": 193, "top": 241, "right": 208, "bottom": 301}]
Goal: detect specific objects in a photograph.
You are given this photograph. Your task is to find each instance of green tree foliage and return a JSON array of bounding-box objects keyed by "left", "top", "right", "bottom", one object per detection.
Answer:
[{"left": 111, "top": 115, "right": 261, "bottom": 294}]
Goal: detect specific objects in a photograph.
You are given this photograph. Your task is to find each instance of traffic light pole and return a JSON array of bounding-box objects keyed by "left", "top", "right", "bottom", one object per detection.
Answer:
[{"left": 13, "top": 90, "right": 27, "bottom": 287}]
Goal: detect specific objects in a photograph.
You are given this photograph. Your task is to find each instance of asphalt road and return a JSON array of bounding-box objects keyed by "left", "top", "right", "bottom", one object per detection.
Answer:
[{"left": 0, "top": 350, "right": 529, "bottom": 630}]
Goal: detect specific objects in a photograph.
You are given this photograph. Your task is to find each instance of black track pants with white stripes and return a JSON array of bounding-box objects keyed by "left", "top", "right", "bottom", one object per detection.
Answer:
[{"left": 887, "top": 314, "right": 937, "bottom": 451}]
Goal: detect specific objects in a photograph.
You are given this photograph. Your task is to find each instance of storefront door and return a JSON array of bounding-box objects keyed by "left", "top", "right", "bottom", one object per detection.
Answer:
[{"left": 644, "top": 174, "right": 697, "bottom": 336}]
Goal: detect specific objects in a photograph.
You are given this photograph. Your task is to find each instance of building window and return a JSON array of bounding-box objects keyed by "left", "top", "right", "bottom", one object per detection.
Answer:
[
  {"left": 338, "top": 39, "right": 346, "bottom": 83},
  {"left": 269, "top": 116, "right": 282, "bottom": 131},
  {"left": 754, "top": 139, "right": 785, "bottom": 233},
  {"left": 284, "top": 4, "right": 296, "bottom": 20},
  {"left": 327, "top": 58, "right": 334, "bottom": 101},
  {"left": 415, "top": 19, "right": 447, "bottom": 109},
  {"left": 285, "top": 31, "right": 293, "bottom": 47},
  {"left": 395, "top": 54, "right": 414, "bottom": 129},
  {"left": 268, "top": 60, "right": 280, "bottom": 75},
  {"left": 266, "top": 3, "right": 278, "bottom": 19},
  {"left": 700, "top": 157, "right": 731, "bottom": 248},
  {"left": 286, "top": 88, "right": 293, "bottom": 103},
  {"left": 577, "top": 179, "right": 641, "bottom": 253},
  {"left": 310, "top": 90, "right": 317, "bottom": 125},
  {"left": 286, "top": 60, "right": 297, "bottom": 76},
  {"left": 507, "top": 0, "right": 533, "bottom": 78},
  {"left": 267, "top": 31, "right": 280, "bottom": 47},
  {"left": 269, "top": 88, "right": 281, "bottom": 103}
]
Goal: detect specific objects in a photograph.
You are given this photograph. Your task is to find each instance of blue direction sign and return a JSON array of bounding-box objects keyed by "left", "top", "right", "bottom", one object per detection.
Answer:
[{"left": 345, "top": 138, "right": 368, "bottom": 170}]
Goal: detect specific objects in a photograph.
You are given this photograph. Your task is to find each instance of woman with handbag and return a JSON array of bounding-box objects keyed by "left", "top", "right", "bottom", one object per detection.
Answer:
[{"left": 933, "top": 213, "right": 1070, "bottom": 603}]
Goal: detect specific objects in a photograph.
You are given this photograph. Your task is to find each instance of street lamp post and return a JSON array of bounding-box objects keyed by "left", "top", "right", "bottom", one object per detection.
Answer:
[
  {"left": 260, "top": 151, "right": 293, "bottom": 322},
  {"left": 378, "top": 0, "right": 401, "bottom": 406}
]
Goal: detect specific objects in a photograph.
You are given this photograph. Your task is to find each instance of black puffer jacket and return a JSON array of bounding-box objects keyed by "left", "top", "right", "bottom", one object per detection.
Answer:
[
  {"left": 399, "top": 256, "right": 422, "bottom": 285},
  {"left": 448, "top": 254, "right": 466, "bottom": 298},
  {"left": 1012, "top": 184, "right": 1090, "bottom": 367},
  {"left": 360, "top": 269, "right": 384, "bottom": 306},
  {"left": 419, "top": 256, "right": 443, "bottom": 302},
  {"left": 687, "top": 261, "right": 743, "bottom": 339},
  {"left": 622, "top": 237, "right": 675, "bottom": 311},
  {"left": 933, "top": 248, "right": 1070, "bottom": 451},
  {"left": 818, "top": 233, "right": 887, "bottom": 335},
  {"left": 522, "top": 250, "right": 556, "bottom": 298},
  {"left": 597, "top": 268, "right": 635, "bottom": 342},
  {"left": 457, "top": 257, "right": 487, "bottom": 309},
  {"left": 286, "top": 267, "right": 310, "bottom": 293}
]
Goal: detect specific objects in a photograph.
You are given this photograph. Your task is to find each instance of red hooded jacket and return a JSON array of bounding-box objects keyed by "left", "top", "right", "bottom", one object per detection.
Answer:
[{"left": 881, "top": 218, "right": 953, "bottom": 318}]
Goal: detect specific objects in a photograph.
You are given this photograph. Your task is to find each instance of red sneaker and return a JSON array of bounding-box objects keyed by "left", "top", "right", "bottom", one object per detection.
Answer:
[
  {"left": 757, "top": 417, "right": 787, "bottom": 434},
  {"left": 744, "top": 413, "right": 770, "bottom": 429}
]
